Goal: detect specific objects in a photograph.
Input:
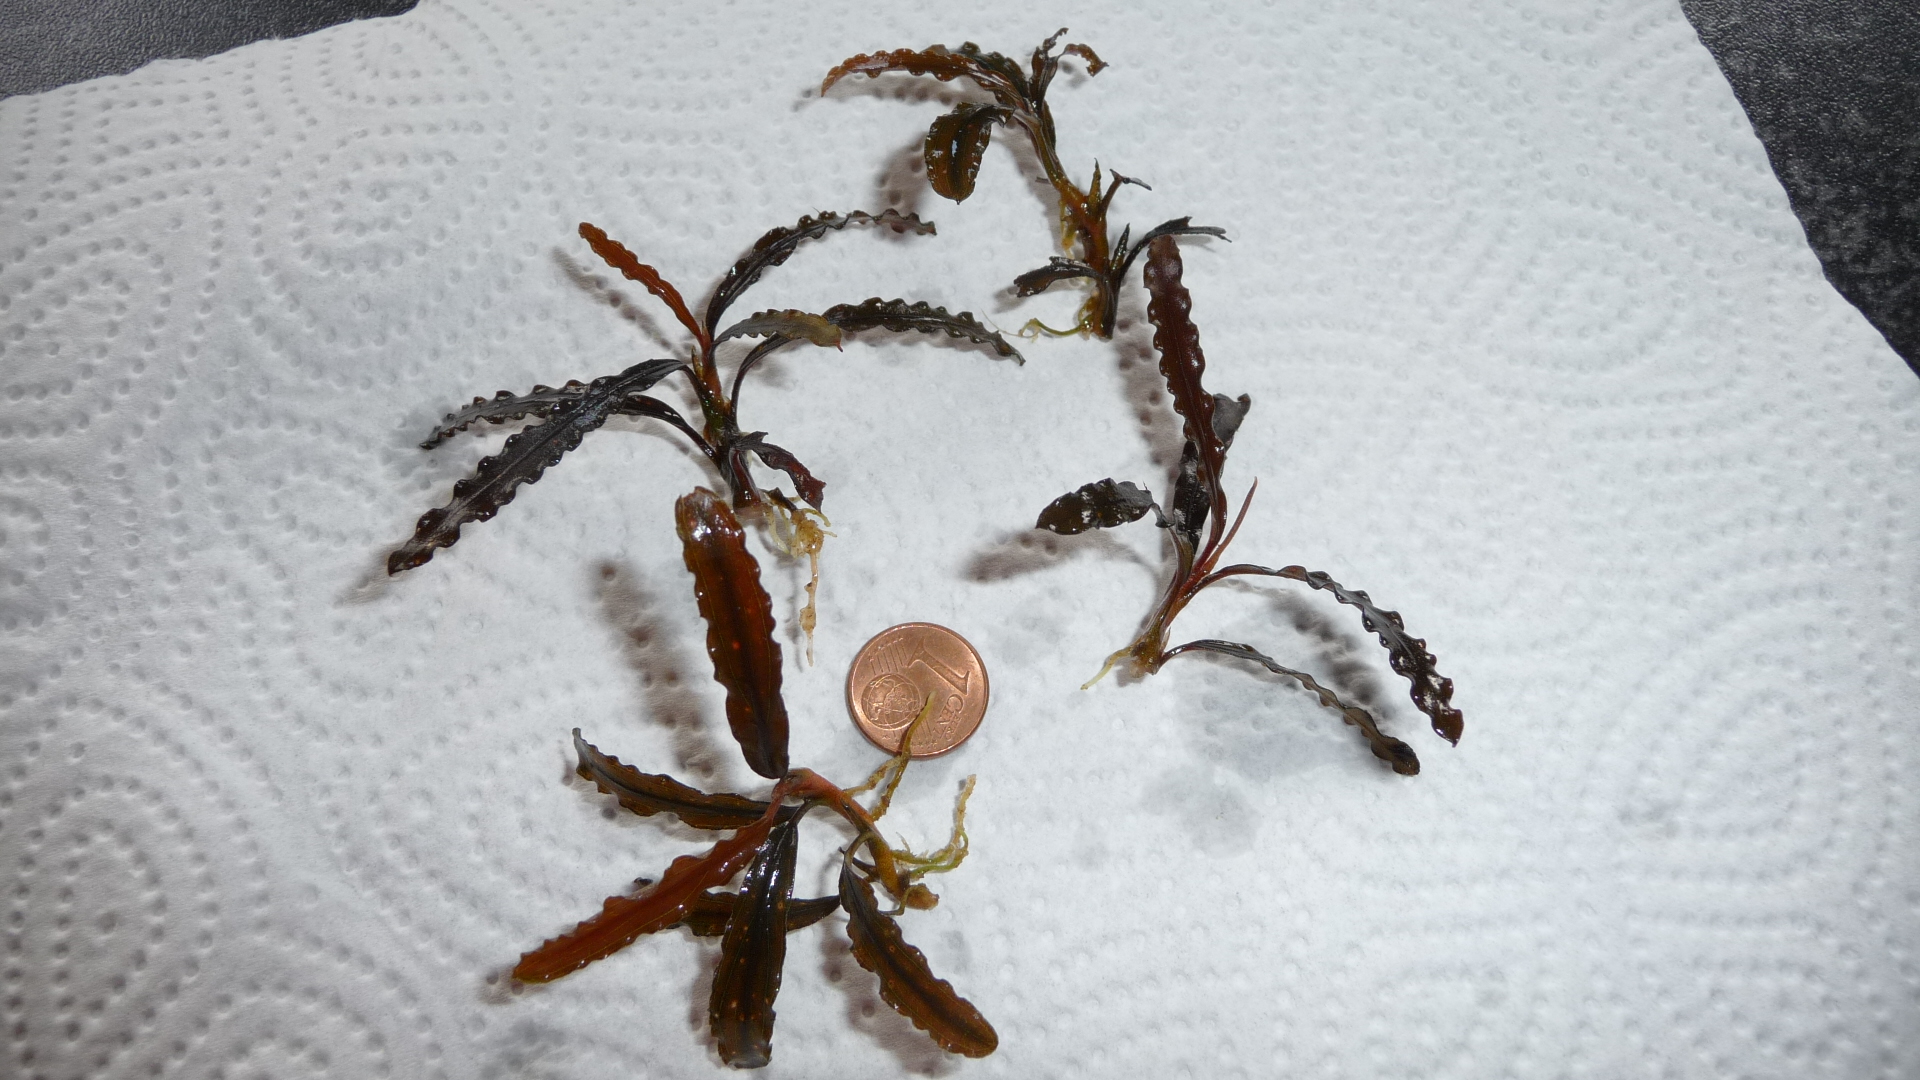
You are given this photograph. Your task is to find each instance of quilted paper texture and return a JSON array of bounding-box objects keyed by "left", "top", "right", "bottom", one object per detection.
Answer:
[{"left": 1, "top": 1, "right": 1916, "bottom": 1078}]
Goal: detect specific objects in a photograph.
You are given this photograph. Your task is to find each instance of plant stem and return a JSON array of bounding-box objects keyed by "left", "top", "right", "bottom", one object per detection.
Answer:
[{"left": 1119, "top": 480, "right": 1261, "bottom": 676}]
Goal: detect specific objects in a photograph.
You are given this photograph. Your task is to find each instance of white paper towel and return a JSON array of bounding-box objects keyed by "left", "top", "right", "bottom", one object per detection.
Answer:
[{"left": 2, "top": 1, "right": 1916, "bottom": 1077}]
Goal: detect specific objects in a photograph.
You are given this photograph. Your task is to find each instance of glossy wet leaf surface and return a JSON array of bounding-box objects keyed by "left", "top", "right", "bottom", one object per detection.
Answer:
[
  {"left": 1035, "top": 478, "right": 1157, "bottom": 535},
  {"left": 1011, "top": 257, "right": 1101, "bottom": 298},
  {"left": 1167, "top": 441, "right": 1210, "bottom": 550},
  {"left": 737, "top": 435, "right": 826, "bottom": 509},
  {"left": 710, "top": 816, "right": 801, "bottom": 1068},
  {"left": 676, "top": 891, "right": 839, "bottom": 938},
  {"left": 715, "top": 308, "right": 842, "bottom": 347},
  {"left": 572, "top": 729, "right": 772, "bottom": 830},
  {"left": 579, "top": 221, "right": 709, "bottom": 349},
  {"left": 676, "top": 488, "right": 790, "bottom": 777},
  {"left": 387, "top": 358, "right": 683, "bottom": 574},
  {"left": 1143, "top": 237, "right": 1226, "bottom": 503},
  {"left": 512, "top": 813, "right": 776, "bottom": 983},
  {"left": 925, "top": 103, "right": 1007, "bottom": 201},
  {"left": 823, "top": 297, "right": 1022, "bottom": 361},
  {"left": 420, "top": 380, "right": 597, "bottom": 449},
  {"left": 839, "top": 859, "right": 997, "bottom": 1058},
  {"left": 822, "top": 44, "right": 1024, "bottom": 102}
]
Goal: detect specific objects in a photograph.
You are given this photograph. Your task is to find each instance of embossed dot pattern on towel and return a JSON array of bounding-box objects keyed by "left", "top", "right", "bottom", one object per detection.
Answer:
[{"left": 1, "top": 1, "right": 1916, "bottom": 1078}]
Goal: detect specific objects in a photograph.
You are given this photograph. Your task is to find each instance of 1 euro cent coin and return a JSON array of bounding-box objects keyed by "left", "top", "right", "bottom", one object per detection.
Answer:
[{"left": 846, "top": 622, "right": 989, "bottom": 757}]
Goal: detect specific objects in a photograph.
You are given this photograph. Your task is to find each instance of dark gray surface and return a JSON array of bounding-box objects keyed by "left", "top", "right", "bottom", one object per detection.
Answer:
[
  {"left": 0, "top": 0, "right": 415, "bottom": 99},
  {"left": 1684, "top": 0, "right": 1920, "bottom": 378}
]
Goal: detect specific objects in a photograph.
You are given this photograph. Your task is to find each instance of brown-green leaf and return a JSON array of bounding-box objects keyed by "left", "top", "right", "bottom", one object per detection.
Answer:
[
  {"left": 1164, "top": 640, "right": 1420, "bottom": 775},
  {"left": 705, "top": 210, "right": 933, "bottom": 338},
  {"left": 388, "top": 358, "right": 684, "bottom": 575},
  {"left": 1056, "top": 42, "right": 1106, "bottom": 76},
  {"left": 572, "top": 729, "right": 772, "bottom": 830},
  {"left": 1035, "top": 479, "right": 1157, "bottom": 535},
  {"left": 1028, "top": 29, "right": 1105, "bottom": 100},
  {"left": 1206, "top": 564, "right": 1464, "bottom": 745},
  {"left": 823, "top": 298, "right": 1023, "bottom": 362},
  {"left": 925, "top": 103, "right": 1007, "bottom": 202},
  {"left": 676, "top": 487, "right": 790, "bottom": 778},
  {"left": 840, "top": 858, "right": 997, "bottom": 1058},
  {"left": 710, "top": 816, "right": 801, "bottom": 1068},
  {"left": 715, "top": 308, "right": 842, "bottom": 348},
  {"left": 821, "top": 44, "right": 1027, "bottom": 105}
]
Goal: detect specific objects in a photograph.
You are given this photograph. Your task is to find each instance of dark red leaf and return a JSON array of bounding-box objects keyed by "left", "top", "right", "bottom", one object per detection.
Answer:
[
  {"left": 610, "top": 394, "right": 712, "bottom": 459},
  {"left": 571, "top": 729, "right": 772, "bottom": 830},
  {"left": 578, "top": 222, "right": 709, "bottom": 352},
  {"left": 925, "top": 103, "right": 1007, "bottom": 202},
  {"left": 1143, "top": 236, "right": 1229, "bottom": 525},
  {"left": 840, "top": 859, "right": 997, "bottom": 1057},
  {"left": 676, "top": 487, "right": 790, "bottom": 778},
  {"left": 736, "top": 435, "right": 826, "bottom": 509},
  {"left": 710, "top": 816, "right": 801, "bottom": 1068},
  {"left": 728, "top": 335, "right": 804, "bottom": 408},
  {"left": 512, "top": 813, "right": 775, "bottom": 983}
]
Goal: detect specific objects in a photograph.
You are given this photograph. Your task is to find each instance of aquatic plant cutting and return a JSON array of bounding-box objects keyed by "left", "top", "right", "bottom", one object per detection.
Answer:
[{"left": 384, "top": 28, "right": 1461, "bottom": 1067}]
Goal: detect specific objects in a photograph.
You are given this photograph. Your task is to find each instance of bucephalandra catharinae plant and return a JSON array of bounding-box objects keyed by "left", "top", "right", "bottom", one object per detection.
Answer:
[
  {"left": 393, "top": 27, "right": 1463, "bottom": 1070},
  {"left": 389, "top": 210, "right": 1021, "bottom": 654},
  {"left": 512, "top": 489, "right": 992, "bottom": 1067},
  {"left": 826, "top": 31, "right": 1462, "bottom": 771},
  {"left": 822, "top": 28, "right": 1227, "bottom": 339},
  {"left": 1033, "top": 235, "right": 1463, "bottom": 773}
]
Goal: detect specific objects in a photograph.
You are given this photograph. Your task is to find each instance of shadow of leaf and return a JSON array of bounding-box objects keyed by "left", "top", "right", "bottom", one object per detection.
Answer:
[
  {"left": 965, "top": 526, "right": 1155, "bottom": 582},
  {"left": 553, "top": 246, "right": 678, "bottom": 353},
  {"left": 595, "top": 559, "right": 731, "bottom": 788},
  {"left": 818, "top": 918, "right": 960, "bottom": 1076}
]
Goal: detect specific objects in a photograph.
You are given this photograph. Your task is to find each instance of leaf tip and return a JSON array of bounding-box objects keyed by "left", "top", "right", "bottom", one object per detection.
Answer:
[
  {"left": 1380, "top": 738, "right": 1421, "bottom": 776},
  {"left": 386, "top": 534, "right": 440, "bottom": 575}
]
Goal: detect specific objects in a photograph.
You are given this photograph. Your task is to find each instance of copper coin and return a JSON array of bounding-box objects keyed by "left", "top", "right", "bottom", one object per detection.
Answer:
[{"left": 846, "top": 622, "right": 989, "bottom": 757}]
